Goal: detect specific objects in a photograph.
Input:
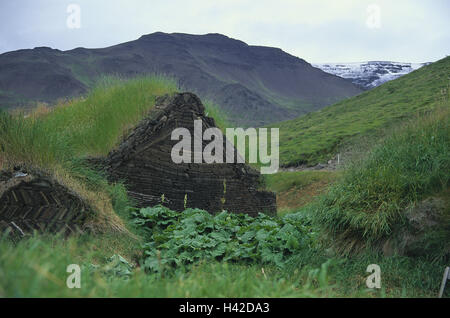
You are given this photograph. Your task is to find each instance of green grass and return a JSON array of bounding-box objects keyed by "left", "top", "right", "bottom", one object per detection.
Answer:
[
  {"left": 273, "top": 56, "right": 450, "bottom": 167},
  {"left": 263, "top": 171, "right": 340, "bottom": 215},
  {"left": 311, "top": 107, "right": 450, "bottom": 255},
  {"left": 1, "top": 232, "right": 447, "bottom": 297},
  {"left": 0, "top": 75, "right": 178, "bottom": 169},
  {"left": 39, "top": 75, "right": 178, "bottom": 158},
  {"left": 0, "top": 232, "right": 330, "bottom": 298},
  {"left": 264, "top": 171, "right": 339, "bottom": 194}
]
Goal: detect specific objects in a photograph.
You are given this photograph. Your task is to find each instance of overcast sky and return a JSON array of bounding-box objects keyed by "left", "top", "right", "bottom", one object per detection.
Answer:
[{"left": 0, "top": 0, "right": 449, "bottom": 63}]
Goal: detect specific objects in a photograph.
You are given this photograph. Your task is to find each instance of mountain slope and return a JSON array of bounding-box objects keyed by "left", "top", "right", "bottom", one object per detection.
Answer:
[
  {"left": 0, "top": 32, "right": 362, "bottom": 126},
  {"left": 274, "top": 56, "right": 449, "bottom": 167},
  {"left": 314, "top": 61, "right": 430, "bottom": 90}
]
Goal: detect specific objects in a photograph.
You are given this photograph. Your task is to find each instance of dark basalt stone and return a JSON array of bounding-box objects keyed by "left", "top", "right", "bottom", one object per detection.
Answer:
[{"left": 104, "top": 92, "right": 277, "bottom": 216}]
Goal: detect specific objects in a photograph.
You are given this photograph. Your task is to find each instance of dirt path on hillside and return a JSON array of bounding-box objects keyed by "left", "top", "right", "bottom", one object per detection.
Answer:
[{"left": 279, "top": 159, "right": 341, "bottom": 172}]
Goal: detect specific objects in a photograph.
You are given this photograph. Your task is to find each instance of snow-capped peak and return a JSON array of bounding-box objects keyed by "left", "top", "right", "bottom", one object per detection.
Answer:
[{"left": 313, "top": 61, "right": 430, "bottom": 90}]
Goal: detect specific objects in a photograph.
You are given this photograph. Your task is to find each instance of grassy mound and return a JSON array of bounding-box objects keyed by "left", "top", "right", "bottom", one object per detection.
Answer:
[
  {"left": 312, "top": 107, "right": 450, "bottom": 256},
  {"left": 0, "top": 69, "right": 448, "bottom": 298},
  {"left": 274, "top": 56, "right": 450, "bottom": 167},
  {"left": 0, "top": 233, "right": 339, "bottom": 297}
]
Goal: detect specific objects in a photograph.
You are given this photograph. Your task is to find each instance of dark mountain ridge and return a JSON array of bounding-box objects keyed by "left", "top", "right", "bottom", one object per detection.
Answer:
[{"left": 0, "top": 32, "right": 362, "bottom": 126}]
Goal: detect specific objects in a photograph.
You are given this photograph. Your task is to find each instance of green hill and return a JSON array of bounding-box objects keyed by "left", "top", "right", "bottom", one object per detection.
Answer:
[{"left": 274, "top": 56, "right": 450, "bottom": 167}]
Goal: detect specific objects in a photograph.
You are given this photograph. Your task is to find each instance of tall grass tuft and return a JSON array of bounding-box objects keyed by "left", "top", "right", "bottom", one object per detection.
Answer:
[
  {"left": 37, "top": 75, "right": 179, "bottom": 158},
  {"left": 1, "top": 75, "right": 178, "bottom": 170},
  {"left": 312, "top": 106, "right": 450, "bottom": 253}
]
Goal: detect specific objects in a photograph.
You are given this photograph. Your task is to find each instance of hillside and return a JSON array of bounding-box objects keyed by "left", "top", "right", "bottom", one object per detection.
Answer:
[
  {"left": 275, "top": 56, "right": 450, "bottom": 167},
  {"left": 0, "top": 32, "right": 362, "bottom": 126}
]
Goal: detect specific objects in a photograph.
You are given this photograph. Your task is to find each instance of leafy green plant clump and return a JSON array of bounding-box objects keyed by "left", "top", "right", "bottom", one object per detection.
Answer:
[{"left": 133, "top": 205, "right": 317, "bottom": 273}]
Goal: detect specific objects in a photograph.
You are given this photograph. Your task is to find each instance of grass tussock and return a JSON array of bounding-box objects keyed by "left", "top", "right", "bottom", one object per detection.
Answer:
[
  {"left": 312, "top": 106, "right": 450, "bottom": 254},
  {"left": 264, "top": 170, "right": 339, "bottom": 194}
]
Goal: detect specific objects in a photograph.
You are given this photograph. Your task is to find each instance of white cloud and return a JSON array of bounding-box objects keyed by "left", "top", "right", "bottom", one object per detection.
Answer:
[{"left": 0, "top": 0, "right": 448, "bottom": 62}]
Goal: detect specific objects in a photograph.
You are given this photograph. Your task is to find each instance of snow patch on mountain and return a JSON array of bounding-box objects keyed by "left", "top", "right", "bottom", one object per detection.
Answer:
[{"left": 313, "top": 61, "right": 430, "bottom": 90}]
